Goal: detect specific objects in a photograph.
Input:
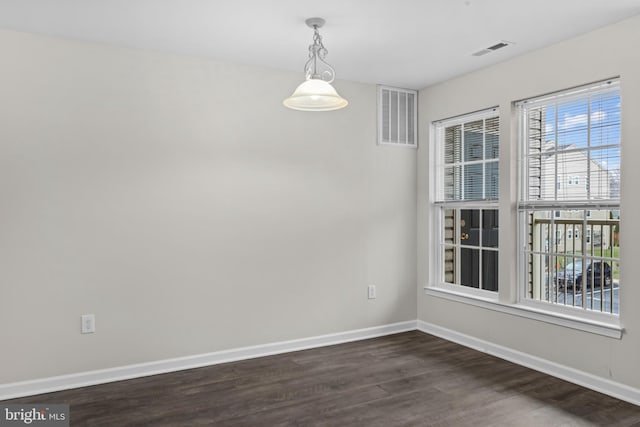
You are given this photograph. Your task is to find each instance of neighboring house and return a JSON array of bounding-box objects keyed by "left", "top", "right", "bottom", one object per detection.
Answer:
[
  {"left": 540, "top": 142, "right": 610, "bottom": 202},
  {"left": 534, "top": 142, "right": 613, "bottom": 254}
]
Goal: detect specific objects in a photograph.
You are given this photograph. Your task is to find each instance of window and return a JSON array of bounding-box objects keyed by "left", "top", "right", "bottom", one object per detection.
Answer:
[
  {"left": 433, "top": 108, "right": 499, "bottom": 293},
  {"left": 517, "top": 79, "right": 620, "bottom": 314},
  {"left": 378, "top": 86, "right": 417, "bottom": 147}
]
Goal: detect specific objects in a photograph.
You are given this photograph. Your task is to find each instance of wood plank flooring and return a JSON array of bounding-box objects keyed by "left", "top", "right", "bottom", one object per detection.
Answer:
[{"left": 6, "top": 331, "right": 640, "bottom": 426}]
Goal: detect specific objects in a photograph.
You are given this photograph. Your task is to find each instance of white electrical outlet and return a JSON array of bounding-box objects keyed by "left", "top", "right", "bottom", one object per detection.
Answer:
[
  {"left": 368, "top": 285, "right": 377, "bottom": 299},
  {"left": 81, "top": 314, "right": 95, "bottom": 334}
]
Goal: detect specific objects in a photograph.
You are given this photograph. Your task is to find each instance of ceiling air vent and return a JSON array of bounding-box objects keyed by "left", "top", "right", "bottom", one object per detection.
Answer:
[
  {"left": 472, "top": 40, "right": 513, "bottom": 57},
  {"left": 488, "top": 42, "right": 509, "bottom": 51}
]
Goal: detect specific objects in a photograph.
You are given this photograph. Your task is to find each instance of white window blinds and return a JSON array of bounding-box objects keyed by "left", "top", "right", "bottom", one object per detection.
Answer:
[
  {"left": 434, "top": 109, "right": 499, "bottom": 201},
  {"left": 518, "top": 79, "right": 620, "bottom": 208}
]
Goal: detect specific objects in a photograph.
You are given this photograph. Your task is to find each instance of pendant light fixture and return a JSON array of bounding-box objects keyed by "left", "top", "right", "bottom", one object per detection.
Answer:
[{"left": 283, "top": 18, "right": 348, "bottom": 111}]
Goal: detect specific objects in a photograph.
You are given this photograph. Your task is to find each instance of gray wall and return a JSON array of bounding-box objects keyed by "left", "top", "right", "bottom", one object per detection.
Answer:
[
  {"left": 418, "top": 15, "right": 640, "bottom": 389},
  {"left": 0, "top": 29, "right": 417, "bottom": 383},
  {"left": 4, "top": 13, "right": 638, "bottom": 393}
]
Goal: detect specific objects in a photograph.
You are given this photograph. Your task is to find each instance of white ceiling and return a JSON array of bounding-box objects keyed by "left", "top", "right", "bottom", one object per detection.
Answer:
[{"left": 1, "top": 0, "right": 640, "bottom": 89}]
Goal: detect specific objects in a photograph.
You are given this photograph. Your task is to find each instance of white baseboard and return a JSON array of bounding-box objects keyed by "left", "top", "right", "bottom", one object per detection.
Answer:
[
  {"left": 0, "top": 320, "right": 417, "bottom": 400},
  {"left": 5, "top": 319, "right": 639, "bottom": 408},
  {"left": 417, "top": 320, "right": 640, "bottom": 407}
]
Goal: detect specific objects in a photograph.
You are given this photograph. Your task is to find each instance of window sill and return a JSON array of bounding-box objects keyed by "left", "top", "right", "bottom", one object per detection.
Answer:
[{"left": 424, "top": 286, "right": 623, "bottom": 339}]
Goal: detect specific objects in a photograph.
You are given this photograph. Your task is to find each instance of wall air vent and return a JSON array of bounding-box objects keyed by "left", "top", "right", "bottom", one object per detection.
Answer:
[
  {"left": 377, "top": 86, "right": 417, "bottom": 147},
  {"left": 472, "top": 40, "right": 514, "bottom": 56}
]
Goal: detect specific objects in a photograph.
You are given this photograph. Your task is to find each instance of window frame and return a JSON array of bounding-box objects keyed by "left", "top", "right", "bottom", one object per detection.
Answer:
[
  {"left": 430, "top": 107, "right": 500, "bottom": 297},
  {"left": 515, "top": 78, "right": 621, "bottom": 321},
  {"left": 425, "top": 81, "right": 623, "bottom": 339}
]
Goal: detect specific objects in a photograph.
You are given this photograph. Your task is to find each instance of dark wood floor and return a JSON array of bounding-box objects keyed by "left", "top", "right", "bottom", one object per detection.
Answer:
[{"left": 7, "top": 331, "right": 640, "bottom": 426}]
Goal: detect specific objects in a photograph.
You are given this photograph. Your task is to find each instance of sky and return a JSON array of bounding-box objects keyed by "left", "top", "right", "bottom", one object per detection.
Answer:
[{"left": 543, "top": 92, "right": 620, "bottom": 173}]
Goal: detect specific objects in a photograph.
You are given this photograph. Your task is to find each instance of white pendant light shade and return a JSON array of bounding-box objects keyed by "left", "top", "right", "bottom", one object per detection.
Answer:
[
  {"left": 284, "top": 17, "right": 348, "bottom": 112},
  {"left": 283, "top": 78, "right": 348, "bottom": 111}
]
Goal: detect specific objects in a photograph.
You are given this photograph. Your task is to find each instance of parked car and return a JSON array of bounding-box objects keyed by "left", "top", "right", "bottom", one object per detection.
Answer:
[{"left": 555, "top": 261, "right": 612, "bottom": 290}]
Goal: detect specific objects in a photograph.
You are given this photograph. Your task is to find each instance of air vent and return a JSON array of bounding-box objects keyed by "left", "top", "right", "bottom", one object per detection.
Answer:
[
  {"left": 377, "top": 86, "right": 417, "bottom": 147},
  {"left": 488, "top": 42, "right": 509, "bottom": 51},
  {"left": 472, "top": 49, "right": 491, "bottom": 57},
  {"left": 472, "top": 40, "right": 513, "bottom": 57}
]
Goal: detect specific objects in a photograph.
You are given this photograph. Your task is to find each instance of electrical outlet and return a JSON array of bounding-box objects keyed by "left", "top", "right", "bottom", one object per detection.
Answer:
[
  {"left": 368, "top": 285, "right": 377, "bottom": 299},
  {"left": 81, "top": 314, "right": 95, "bottom": 334}
]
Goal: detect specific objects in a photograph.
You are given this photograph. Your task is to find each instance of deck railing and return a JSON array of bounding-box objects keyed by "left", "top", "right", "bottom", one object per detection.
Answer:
[{"left": 528, "top": 217, "right": 619, "bottom": 313}]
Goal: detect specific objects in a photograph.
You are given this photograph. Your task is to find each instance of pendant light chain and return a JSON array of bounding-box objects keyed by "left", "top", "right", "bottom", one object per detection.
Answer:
[{"left": 304, "top": 25, "right": 335, "bottom": 83}]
